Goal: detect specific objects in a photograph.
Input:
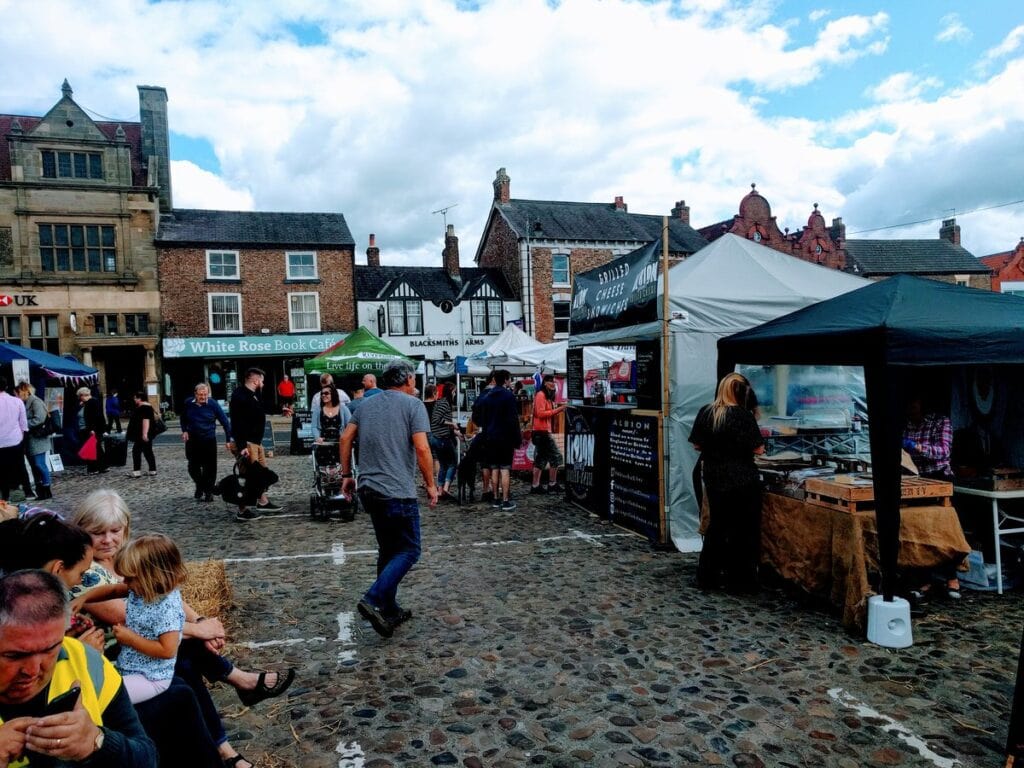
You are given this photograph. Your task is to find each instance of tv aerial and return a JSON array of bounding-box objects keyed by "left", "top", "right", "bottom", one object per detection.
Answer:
[{"left": 431, "top": 203, "right": 459, "bottom": 230}]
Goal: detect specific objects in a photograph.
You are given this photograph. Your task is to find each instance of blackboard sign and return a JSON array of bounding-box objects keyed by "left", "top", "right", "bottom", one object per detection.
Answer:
[
  {"left": 635, "top": 340, "right": 661, "bottom": 411},
  {"left": 566, "top": 347, "right": 584, "bottom": 401},
  {"left": 565, "top": 407, "right": 610, "bottom": 514},
  {"left": 609, "top": 413, "right": 661, "bottom": 541},
  {"left": 289, "top": 409, "right": 314, "bottom": 455},
  {"left": 261, "top": 419, "right": 275, "bottom": 456}
]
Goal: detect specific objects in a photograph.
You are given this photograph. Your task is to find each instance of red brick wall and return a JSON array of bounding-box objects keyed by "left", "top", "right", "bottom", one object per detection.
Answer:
[
  {"left": 478, "top": 211, "right": 522, "bottom": 294},
  {"left": 158, "top": 246, "right": 355, "bottom": 336},
  {"left": 531, "top": 245, "right": 617, "bottom": 341},
  {"left": 991, "top": 244, "right": 1024, "bottom": 292}
]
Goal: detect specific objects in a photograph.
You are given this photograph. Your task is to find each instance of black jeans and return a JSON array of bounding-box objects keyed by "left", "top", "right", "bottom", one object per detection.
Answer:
[
  {"left": 174, "top": 638, "right": 233, "bottom": 746},
  {"left": 186, "top": 437, "right": 219, "bottom": 493},
  {"left": 698, "top": 482, "right": 762, "bottom": 589},
  {"left": 0, "top": 444, "right": 23, "bottom": 499},
  {"left": 132, "top": 438, "right": 156, "bottom": 472}
]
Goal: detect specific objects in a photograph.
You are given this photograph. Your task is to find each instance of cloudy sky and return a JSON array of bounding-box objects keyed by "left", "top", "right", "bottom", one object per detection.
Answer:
[{"left": 3, "top": 0, "right": 1023, "bottom": 265}]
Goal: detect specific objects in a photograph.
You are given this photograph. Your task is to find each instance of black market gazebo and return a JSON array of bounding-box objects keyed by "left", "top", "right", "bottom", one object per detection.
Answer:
[{"left": 718, "top": 274, "right": 1024, "bottom": 600}]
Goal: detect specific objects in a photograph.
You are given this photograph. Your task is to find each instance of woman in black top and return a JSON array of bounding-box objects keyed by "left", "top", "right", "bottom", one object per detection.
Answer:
[
  {"left": 689, "top": 372, "right": 765, "bottom": 592},
  {"left": 127, "top": 392, "right": 157, "bottom": 478}
]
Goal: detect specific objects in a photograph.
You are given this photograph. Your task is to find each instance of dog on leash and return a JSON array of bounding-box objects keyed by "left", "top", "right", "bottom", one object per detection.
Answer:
[{"left": 457, "top": 435, "right": 485, "bottom": 505}]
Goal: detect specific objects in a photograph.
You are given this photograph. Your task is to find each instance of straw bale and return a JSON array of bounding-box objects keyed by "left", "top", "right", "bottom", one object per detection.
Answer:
[{"left": 182, "top": 560, "right": 232, "bottom": 620}]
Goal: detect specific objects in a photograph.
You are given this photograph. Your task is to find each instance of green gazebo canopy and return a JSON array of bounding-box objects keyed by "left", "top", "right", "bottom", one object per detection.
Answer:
[{"left": 303, "top": 326, "right": 411, "bottom": 376}]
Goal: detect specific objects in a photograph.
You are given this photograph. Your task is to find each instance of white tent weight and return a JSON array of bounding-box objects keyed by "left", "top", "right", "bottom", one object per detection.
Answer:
[{"left": 571, "top": 234, "right": 869, "bottom": 551}]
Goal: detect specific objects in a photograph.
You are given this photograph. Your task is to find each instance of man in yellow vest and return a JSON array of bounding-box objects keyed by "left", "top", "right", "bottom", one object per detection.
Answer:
[{"left": 0, "top": 570, "right": 156, "bottom": 766}]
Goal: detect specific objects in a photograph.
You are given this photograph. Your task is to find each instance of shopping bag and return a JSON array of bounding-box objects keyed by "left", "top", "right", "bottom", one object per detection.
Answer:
[{"left": 78, "top": 434, "right": 98, "bottom": 461}]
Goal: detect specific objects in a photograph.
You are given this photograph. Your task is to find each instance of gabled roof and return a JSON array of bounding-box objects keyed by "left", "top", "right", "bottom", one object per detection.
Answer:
[
  {"left": 156, "top": 209, "right": 355, "bottom": 248},
  {"left": 980, "top": 250, "right": 1015, "bottom": 273},
  {"left": 487, "top": 198, "right": 708, "bottom": 255},
  {"left": 844, "top": 238, "right": 990, "bottom": 276},
  {"left": 354, "top": 265, "right": 515, "bottom": 304},
  {"left": 0, "top": 115, "right": 146, "bottom": 185}
]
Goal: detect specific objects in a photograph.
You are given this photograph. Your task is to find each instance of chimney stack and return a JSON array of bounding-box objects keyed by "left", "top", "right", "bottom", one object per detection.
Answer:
[
  {"left": 443, "top": 224, "right": 461, "bottom": 282},
  {"left": 829, "top": 216, "right": 846, "bottom": 244},
  {"left": 671, "top": 200, "right": 690, "bottom": 225},
  {"left": 614, "top": 196, "right": 627, "bottom": 212},
  {"left": 939, "top": 217, "right": 961, "bottom": 246},
  {"left": 493, "top": 167, "right": 510, "bottom": 204},
  {"left": 366, "top": 233, "right": 380, "bottom": 267},
  {"left": 137, "top": 85, "right": 172, "bottom": 212}
]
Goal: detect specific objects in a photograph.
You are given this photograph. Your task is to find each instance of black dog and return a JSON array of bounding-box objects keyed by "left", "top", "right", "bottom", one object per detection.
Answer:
[{"left": 457, "top": 436, "right": 486, "bottom": 505}]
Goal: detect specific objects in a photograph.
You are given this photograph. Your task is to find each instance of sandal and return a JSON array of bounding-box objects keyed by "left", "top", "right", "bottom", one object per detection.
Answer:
[
  {"left": 237, "top": 668, "right": 296, "bottom": 706},
  {"left": 223, "top": 755, "right": 253, "bottom": 768}
]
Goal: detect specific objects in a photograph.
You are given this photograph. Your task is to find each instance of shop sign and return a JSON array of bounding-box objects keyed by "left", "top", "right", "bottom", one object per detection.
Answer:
[
  {"left": 570, "top": 241, "right": 660, "bottom": 335},
  {"left": 408, "top": 336, "right": 487, "bottom": 349},
  {"left": 0, "top": 294, "right": 39, "bottom": 306},
  {"left": 162, "top": 333, "right": 346, "bottom": 359},
  {"left": 608, "top": 412, "right": 662, "bottom": 541}
]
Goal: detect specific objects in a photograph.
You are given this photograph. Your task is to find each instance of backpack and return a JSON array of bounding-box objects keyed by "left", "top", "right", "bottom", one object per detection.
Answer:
[{"left": 29, "top": 412, "right": 57, "bottom": 439}]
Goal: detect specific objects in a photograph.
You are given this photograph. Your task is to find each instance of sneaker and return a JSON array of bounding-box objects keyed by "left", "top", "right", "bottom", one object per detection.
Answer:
[
  {"left": 546, "top": 483, "right": 565, "bottom": 494},
  {"left": 147, "top": 470, "right": 158, "bottom": 476},
  {"left": 491, "top": 497, "right": 502, "bottom": 508},
  {"left": 387, "top": 608, "right": 413, "bottom": 627},
  {"left": 946, "top": 587, "right": 962, "bottom": 600},
  {"left": 256, "top": 500, "right": 283, "bottom": 512},
  {"left": 127, "top": 471, "right": 142, "bottom": 479},
  {"left": 529, "top": 485, "right": 547, "bottom": 495},
  {"left": 235, "top": 508, "right": 258, "bottom": 522},
  {"left": 357, "top": 599, "right": 394, "bottom": 638},
  {"left": 22, "top": 491, "right": 37, "bottom": 501},
  {"left": 501, "top": 499, "right": 517, "bottom": 512}
]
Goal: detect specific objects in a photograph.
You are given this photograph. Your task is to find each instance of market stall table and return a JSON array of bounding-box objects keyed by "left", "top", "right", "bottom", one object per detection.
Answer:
[
  {"left": 760, "top": 485, "right": 970, "bottom": 630},
  {"left": 952, "top": 485, "right": 1024, "bottom": 595}
]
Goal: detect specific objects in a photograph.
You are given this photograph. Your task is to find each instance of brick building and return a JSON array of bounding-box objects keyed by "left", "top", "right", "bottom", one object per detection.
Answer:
[
  {"left": 980, "top": 238, "right": 1024, "bottom": 294},
  {"left": 156, "top": 209, "right": 356, "bottom": 409},
  {"left": 475, "top": 168, "right": 707, "bottom": 341},
  {"left": 0, "top": 80, "right": 169, "bottom": 398}
]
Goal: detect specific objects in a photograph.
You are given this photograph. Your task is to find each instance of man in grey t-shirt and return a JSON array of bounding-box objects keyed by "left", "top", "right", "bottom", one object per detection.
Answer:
[{"left": 340, "top": 360, "right": 437, "bottom": 638}]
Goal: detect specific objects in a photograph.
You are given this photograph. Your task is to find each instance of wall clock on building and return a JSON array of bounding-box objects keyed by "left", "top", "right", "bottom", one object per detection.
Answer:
[{"left": 439, "top": 300, "right": 454, "bottom": 314}]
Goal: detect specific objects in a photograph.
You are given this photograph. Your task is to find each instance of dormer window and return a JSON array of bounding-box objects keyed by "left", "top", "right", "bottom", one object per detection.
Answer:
[
  {"left": 41, "top": 149, "right": 103, "bottom": 179},
  {"left": 386, "top": 282, "right": 422, "bottom": 336}
]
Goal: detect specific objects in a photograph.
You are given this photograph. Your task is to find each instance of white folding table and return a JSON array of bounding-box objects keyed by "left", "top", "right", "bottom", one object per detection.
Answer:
[{"left": 953, "top": 485, "right": 1024, "bottom": 594}]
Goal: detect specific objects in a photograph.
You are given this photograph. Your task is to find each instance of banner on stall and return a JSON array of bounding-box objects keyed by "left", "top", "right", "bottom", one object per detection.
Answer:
[{"left": 570, "top": 240, "right": 661, "bottom": 335}]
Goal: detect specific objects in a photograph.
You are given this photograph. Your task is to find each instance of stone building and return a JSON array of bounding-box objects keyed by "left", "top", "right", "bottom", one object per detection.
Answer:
[
  {"left": 156, "top": 209, "right": 356, "bottom": 410},
  {"left": 474, "top": 168, "right": 707, "bottom": 341},
  {"left": 354, "top": 227, "right": 519, "bottom": 364},
  {"left": 0, "top": 80, "right": 168, "bottom": 398},
  {"left": 980, "top": 238, "right": 1024, "bottom": 294}
]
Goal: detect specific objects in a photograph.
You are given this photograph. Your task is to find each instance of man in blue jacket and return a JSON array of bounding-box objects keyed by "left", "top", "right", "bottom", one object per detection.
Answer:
[
  {"left": 180, "top": 383, "right": 231, "bottom": 502},
  {"left": 480, "top": 370, "right": 521, "bottom": 512}
]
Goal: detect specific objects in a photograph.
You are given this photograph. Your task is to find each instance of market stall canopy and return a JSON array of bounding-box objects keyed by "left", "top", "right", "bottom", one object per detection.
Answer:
[
  {"left": 0, "top": 342, "right": 98, "bottom": 385},
  {"left": 461, "top": 324, "right": 538, "bottom": 375},
  {"left": 303, "top": 326, "right": 411, "bottom": 376}
]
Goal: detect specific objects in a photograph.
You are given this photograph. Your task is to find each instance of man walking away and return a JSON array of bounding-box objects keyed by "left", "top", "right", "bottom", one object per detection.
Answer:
[
  {"left": 106, "top": 388, "right": 122, "bottom": 432},
  {"left": 470, "top": 371, "right": 497, "bottom": 503},
  {"left": 482, "top": 370, "right": 521, "bottom": 512},
  {"left": 182, "top": 383, "right": 232, "bottom": 502},
  {"left": 0, "top": 376, "right": 27, "bottom": 502},
  {"left": 229, "top": 367, "right": 284, "bottom": 520},
  {"left": 530, "top": 374, "right": 566, "bottom": 494},
  {"left": 340, "top": 359, "right": 437, "bottom": 638}
]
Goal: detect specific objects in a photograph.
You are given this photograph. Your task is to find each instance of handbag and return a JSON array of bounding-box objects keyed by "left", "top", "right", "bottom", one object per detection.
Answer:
[
  {"left": 30, "top": 413, "right": 57, "bottom": 438},
  {"left": 149, "top": 414, "right": 168, "bottom": 437},
  {"left": 78, "top": 433, "right": 98, "bottom": 461}
]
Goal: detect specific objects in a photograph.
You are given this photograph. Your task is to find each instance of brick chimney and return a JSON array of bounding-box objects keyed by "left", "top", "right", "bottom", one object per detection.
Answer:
[
  {"left": 614, "top": 196, "right": 627, "bottom": 212},
  {"left": 366, "top": 234, "right": 380, "bottom": 267},
  {"left": 443, "top": 224, "right": 461, "bottom": 281},
  {"left": 829, "top": 216, "right": 846, "bottom": 244},
  {"left": 939, "top": 217, "right": 961, "bottom": 246},
  {"left": 671, "top": 200, "right": 690, "bottom": 225},
  {"left": 493, "top": 167, "right": 510, "bottom": 204}
]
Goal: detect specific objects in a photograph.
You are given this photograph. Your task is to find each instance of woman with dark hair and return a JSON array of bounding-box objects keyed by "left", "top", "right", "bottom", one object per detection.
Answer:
[
  {"left": 689, "top": 372, "right": 765, "bottom": 592},
  {"left": 312, "top": 383, "right": 351, "bottom": 443},
  {"left": 429, "top": 385, "right": 459, "bottom": 500}
]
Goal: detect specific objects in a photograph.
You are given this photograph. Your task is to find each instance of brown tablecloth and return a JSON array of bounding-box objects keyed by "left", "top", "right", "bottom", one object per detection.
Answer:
[{"left": 761, "top": 493, "right": 970, "bottom": 630}]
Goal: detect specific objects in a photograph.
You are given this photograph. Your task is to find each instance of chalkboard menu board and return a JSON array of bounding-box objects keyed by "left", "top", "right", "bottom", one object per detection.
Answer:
[
  {"left": 566, "top": 347, "right": 584, "bottom": 401},
  {"left": 565, "top": 407, "right": 610, "bottom": 514},
  {"left": 634, "top": 340, "right": 661, "bottom": 411},
  {"left": 609, "top": 413, "right": 662, "bottom": 541}
]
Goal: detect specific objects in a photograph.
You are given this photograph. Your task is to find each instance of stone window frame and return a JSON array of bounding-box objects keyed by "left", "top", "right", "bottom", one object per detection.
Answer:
[
  {"left": 27, "top": 315, "right": 60, "bottom": 355},
  {"left": 285, "top": 251, "right": 318, "bottom": 280},
  {"left": 40, "top": 149, "right": 103, "bottom": 180},
  {"left": 288, "top": 292, "right": 321, "bottom": 333},
  {"left": 208, "top": 293, "right": 243, "bottom": 335},
  {"left": 125, "top": 313, "right": 150, "bottom": 335},
  {"left": 552, "top": 293, "right": 571, "bottom": 338},
  {"left": 93, "top": 313, "right": 119, "bottom": 335},
  {"left": 38, "top": 223, "right": 117, "bottom": 273},
  {"left": 0, "top": 317, "right": 22, "bottom": 344},
  {"left": 206, "top": 250, "right": 240, "bottom": 280},
  {"left": 552, "top": 253, "right": 571, "bottom": 287}
]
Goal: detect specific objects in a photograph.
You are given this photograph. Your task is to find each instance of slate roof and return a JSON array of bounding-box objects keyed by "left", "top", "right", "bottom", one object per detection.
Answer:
[
  {"left": 1, "top": 115, "right": 146, "bottom": 185},
  {"left": 493, "top": 199, "right": 708, "bottom": 254},
  {"left": 355, "top": 265, "right": 515, "bottom": 304},
  {"left": 156, "top": 209, "right": 355, "bottom": 248},
  {"left": 843, "top": 238, "right": 990, "bottom": 276}
]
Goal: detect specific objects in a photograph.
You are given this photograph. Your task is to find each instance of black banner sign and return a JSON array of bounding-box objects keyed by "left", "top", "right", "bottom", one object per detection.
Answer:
[
  {"left": 570, "top": 240, "right": 661, "bottom": 335},
  {"left": 566, "top": 347, "right": 584, "bottom": 401},
  {"left": 634, "top": 339, "right": 661, "bottom": 411},
  {"left": 609, "top": 413, "right": 661, "bottom": 540},
  {"left": 565, "top": 406, "right": 610, "bottom": 515}
]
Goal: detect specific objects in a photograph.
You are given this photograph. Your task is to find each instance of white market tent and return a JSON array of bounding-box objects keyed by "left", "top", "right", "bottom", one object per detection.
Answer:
[
  {"left": 463, "top": 324, "right": 539, "bottom": 375},
  {"left": 570, "top": 234, "right": 870, "bottom": 551}
]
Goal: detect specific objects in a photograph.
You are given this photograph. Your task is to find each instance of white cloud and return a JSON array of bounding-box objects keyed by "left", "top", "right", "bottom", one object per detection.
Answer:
[
  {"left": 808, "top": 9, "right": 830, "bottom": 23},
  {"left": 982, "top": 24, "right": 1024, "bottom": 64},
  {"left": 936, "top": 13, "right": 971, "bottom": 44},
  {"left": 170, "top": 161, "right": 254, "bottom": 211},
  {"left": 865, "top": 72, "right": 943, "bottom": 103}
]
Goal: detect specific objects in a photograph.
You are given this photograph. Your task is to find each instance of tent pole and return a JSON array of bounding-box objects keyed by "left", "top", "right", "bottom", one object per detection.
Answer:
[{"left": 659, "top": 218, "right": 671, "bottom": 545}]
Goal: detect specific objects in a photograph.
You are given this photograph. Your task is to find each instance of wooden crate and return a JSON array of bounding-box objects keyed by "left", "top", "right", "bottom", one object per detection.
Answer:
[{"left": 804, "top": 475, "right": 952, "bottom": 512}]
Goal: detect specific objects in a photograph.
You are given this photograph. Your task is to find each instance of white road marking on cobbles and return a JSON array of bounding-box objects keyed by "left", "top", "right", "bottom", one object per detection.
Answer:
[
  {"left": 828, "top": 688, "right": 961, "bottom": 768},
  {"left": 336, "top": 611, "right": 358, "bottom": 663},
  {"left": 336, "top": 740, "right": 366, "bottom": 767},
  {"left": 234, "top": 637, "right": 327, "bottom": 649},
  {"left": 224, "top": 549, "right": 377, "bottom": 563},
  {"left": 332, "top": 543, "right": 346, "bottom": 565}
]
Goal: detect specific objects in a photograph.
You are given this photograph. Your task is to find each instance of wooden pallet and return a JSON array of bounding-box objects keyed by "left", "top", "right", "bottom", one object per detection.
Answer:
[{"left": 804, "top": 475, "right": 952, "bottom": 512}]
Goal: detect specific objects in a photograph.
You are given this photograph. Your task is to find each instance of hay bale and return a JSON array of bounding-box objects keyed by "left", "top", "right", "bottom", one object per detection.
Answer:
[{"left": 182, "top": 560, "right": 232, "bottom": 620}]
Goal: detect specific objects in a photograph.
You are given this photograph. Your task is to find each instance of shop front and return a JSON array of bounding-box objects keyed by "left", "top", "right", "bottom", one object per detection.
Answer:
[{"left": 161, "top": 332, "right": 346, "bottom": 412}]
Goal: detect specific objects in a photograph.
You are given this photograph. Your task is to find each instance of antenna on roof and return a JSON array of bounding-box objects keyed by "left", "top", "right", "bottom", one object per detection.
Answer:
[{"left": 431, "top": 203, "right": 459, "bottom": 231}]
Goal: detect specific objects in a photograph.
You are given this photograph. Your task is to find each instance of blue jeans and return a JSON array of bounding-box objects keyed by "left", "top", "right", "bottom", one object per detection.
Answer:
[
  {"left": 28, "top": 451, "right": 51, "bottom": 487},
  {"left": 359, "top": 489, "right": 421, "bottom": 618},
  {"left": 429, "top": 435, "right": 457, "bottom": 487}
]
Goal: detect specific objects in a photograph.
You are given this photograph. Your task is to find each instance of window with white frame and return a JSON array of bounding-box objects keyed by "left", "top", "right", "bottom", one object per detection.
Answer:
[
  {"left": 553, "top": 295, "right": 571, "bottom": 336},
  {"left": 286, "top": 251, "right": 318, "bottom": 280},
  {"left": 954, "top": 274, "right": 969, "bottom": 287},
  {"left": 208, "top": 293, "right": 242, "bottom": 334},
  {"left": 552, "top": 253, "right": 570, "bottom": 286},
  {"left": 206, "top": 250, "right": 239, "bottom": 280},
  {"left": 471, "top": 299, "right": 504, "bottom": 334},
  {"left": 388, "top": 299, "right": 423, "bottom": 336},
  {"left": 288, "top": 293, "right": 321, "bottom": 332}
]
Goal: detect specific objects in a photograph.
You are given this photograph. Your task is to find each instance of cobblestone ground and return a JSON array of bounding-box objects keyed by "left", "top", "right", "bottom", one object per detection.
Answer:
[{"left": 40, "top": 434, "right": 1024, "bottom": 768}]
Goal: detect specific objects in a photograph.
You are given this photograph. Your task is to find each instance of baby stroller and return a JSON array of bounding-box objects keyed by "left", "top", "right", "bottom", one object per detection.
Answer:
[{"left": 309, "top": 442, "right": 357, "bottom": 521}]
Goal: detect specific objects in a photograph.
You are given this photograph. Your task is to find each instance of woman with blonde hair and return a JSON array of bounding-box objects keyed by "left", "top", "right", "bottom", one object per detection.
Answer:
[{"left": 689, "top": 372, "right": 765, "bottom": 592}]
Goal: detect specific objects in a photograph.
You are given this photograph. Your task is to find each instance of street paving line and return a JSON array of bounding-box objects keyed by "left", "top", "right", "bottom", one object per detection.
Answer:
[
  {"left": 828, "top": 687, "right": 961, "bottom": 768},
  {"left": 332, "top": 543, "right": 346, "bottom": 565},
  {"left": 235, "top": 637, "right": 327, "bottom": 649},
  {"left": 336, "top": 740, "right": 366, "bottom": 768},
  {"left": 336, "top": 611, "right": 357, "bottom": 663}
]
